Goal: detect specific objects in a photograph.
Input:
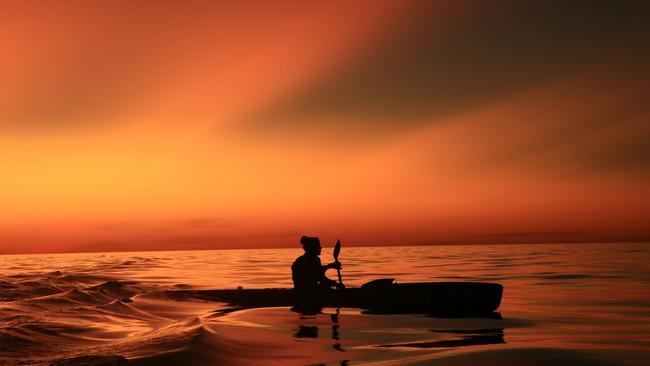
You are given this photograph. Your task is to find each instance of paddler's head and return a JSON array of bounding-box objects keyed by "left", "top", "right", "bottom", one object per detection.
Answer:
[{"left": 300, "top": 236, "right": 321, "bottom": 256}]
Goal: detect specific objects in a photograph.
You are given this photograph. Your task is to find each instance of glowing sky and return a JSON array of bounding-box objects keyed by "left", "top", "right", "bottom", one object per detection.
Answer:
[{"left": 1, "top": 1, "right": 649, "bottom": 253}]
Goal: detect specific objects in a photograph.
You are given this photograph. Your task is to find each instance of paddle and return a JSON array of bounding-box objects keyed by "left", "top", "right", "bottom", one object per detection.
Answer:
[{"left": 333, "top": 239, "right": 345, "bottom": 289}]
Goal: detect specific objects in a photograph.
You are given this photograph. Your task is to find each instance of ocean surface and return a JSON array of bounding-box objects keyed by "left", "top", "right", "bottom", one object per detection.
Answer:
[{"left": 1, "top": 243, "right": 649, "bottom": 365}]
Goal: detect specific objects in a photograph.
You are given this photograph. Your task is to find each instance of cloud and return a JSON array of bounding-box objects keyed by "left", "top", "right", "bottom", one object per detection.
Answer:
[
  {"left": 0, "top": 51, "right": 152, "bottom": 133},
  {"left": 59, "top": 217, "right": 301, "bottom": 253},
  {"left": 589, "top": 139, "right": 650, "bottom": 171},
  {"left": 93, "top": 217, "right": 234, "bottom": 234},
  {"left": 478, "top": 77, "right": 650, "bottom": 175},
  {"left": 241, "top": 0, "right": 650, "bottom": 135},
  {"left": 0, "top": 1, "right": 409, "bottom": 135}
]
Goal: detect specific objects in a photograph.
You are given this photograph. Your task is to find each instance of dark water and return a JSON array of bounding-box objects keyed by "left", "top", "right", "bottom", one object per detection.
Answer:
[{"left": 1, "top": 243, "right": 649, "bottom": 365}]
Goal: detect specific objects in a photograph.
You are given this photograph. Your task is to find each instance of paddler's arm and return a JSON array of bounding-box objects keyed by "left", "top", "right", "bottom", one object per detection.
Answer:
[
  {"left": 319, "top": 262, "right": 343, "bottom": 289},
  {"left": 319, "top": 273, "right": 343, "bottom": 289},
  {"left": 323, "top": 261, "right": 342, "bottom": 270}
]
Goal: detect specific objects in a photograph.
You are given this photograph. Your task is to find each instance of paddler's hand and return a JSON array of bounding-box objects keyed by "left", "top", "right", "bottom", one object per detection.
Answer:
[{"left": 328, "top": 261, "right": 342, "bottom": 270}]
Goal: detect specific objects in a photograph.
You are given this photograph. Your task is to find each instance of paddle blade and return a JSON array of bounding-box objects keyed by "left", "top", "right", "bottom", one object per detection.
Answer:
[{"left": 333, "top": 239, "right": 341, "bottom": 260}]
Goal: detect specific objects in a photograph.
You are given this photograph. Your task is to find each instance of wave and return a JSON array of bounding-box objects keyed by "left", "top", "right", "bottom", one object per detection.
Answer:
[{"left": 0, "top": 268, "right": 203, "bottom": 365}]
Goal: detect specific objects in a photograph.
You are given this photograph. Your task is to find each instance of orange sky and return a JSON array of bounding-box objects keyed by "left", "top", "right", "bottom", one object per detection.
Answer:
[{"left": 1, "top": 1, "right": 649, "bottom": 254}]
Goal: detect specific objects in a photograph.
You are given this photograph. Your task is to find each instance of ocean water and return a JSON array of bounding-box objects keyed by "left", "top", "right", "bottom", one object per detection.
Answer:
[{"left": 1, "top": 243, "right": 649, "bottom": 365}]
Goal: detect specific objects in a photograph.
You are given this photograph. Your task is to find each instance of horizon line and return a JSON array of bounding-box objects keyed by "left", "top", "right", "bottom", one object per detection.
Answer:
[{"left": 1, "top": 239, "right": 648, "bottom": 256}]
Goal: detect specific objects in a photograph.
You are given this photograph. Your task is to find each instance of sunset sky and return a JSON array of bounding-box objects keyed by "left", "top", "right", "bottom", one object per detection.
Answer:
[{"left": 1, "top": 1, "right": 649, "bottom": 254}]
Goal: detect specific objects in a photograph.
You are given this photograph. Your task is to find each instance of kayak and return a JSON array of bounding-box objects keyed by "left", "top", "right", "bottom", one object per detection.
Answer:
[{"left": 167, "top": 280, "right": 503, "bottom": 315}]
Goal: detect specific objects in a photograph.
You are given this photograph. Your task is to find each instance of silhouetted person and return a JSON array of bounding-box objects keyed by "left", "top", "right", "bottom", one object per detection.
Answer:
[{"left": 292, "top": 236, "right": 342, "bottom": 290}]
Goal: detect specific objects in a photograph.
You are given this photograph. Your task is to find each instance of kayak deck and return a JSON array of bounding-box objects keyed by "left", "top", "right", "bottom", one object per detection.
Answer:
[{"left": 168, "top": 282, "right": 503, "bottom": 316}]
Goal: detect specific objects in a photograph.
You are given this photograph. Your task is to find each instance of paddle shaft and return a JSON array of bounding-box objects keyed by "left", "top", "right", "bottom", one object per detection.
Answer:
[
  {"left": 333, "top": 240, "right": 345, "bottom": 288},
  {"left": 336, "top": 265, "right": 344, "bottom": 288}
]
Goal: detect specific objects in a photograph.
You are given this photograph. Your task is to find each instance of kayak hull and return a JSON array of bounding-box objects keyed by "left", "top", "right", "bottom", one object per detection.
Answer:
[{"left": 168, "top": 282, "right": 503, "bottom": 315}]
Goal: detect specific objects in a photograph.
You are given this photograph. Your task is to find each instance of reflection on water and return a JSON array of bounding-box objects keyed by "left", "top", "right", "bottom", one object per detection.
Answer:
[
  {"left": 1, "top": 243, "right": 649, "bottom": 365},
  {"left": 219, "top": 306, "right": 515, "bottom": 366},
  {"left": 291, "top": 306, "right": 506, "bottom": 352},
  {"left": 378, "top": 329, "right": 505, "bottom": 348},
  {"left": 293, "top": 308, "right": 346, "bottom": 351},
  {"left": 295, "top": 325, "right": 319, "bottom": 338}
]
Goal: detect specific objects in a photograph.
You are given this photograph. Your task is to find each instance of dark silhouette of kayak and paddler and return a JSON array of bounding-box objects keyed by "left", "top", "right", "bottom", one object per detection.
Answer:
[
  {"left": 292, "top": 236, "right": 344, "bottom": 290},
  {"left": 168, "top": 236, "right": 503, "bottom": 316}
]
